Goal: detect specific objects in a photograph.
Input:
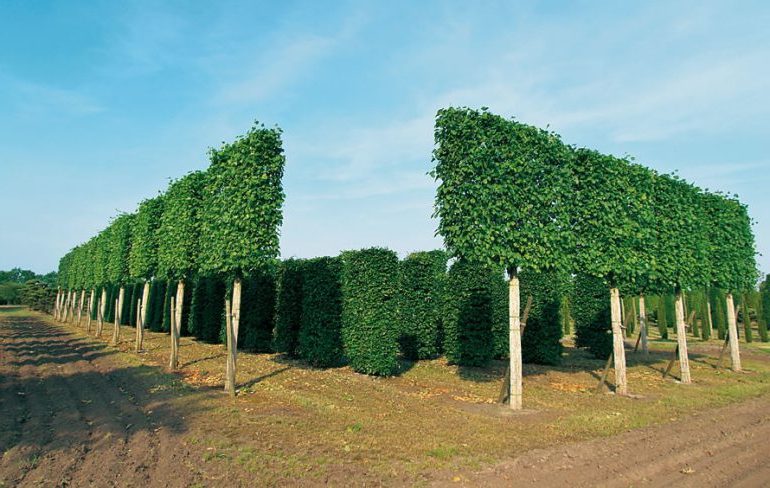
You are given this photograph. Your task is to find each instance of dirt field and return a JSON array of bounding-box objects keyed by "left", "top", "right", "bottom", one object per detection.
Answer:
[{"left": 2, "top": 307, "right": 770, "bottom": 487}]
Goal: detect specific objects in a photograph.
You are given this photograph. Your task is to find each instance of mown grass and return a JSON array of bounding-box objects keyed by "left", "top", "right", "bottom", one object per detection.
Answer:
[{"left": 15, "top": 307, "right": 770, "bottom": 484}]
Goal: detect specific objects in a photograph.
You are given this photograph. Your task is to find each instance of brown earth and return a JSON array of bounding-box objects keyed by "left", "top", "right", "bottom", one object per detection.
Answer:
[{"left": 2, "top": 308, "right": 770, "bottom": 487}]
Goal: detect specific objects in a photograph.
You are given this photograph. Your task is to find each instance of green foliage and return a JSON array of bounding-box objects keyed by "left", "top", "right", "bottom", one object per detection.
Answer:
[
  {"left": 741, "top": 293, "right": 753, "bottom": 343},
  {"left": 238, "top": 270, "right": 277, "bottom": 352},
  {"left": 572, "top": 274, "right": 612, "bottom": 359},
  {"left": 432, "top": 107, "right": 573, "bottom": 272},
  {"left": 298, "top": 257, "right": 344, "bottom": 368},
  {"left": 340, "top": 248, "right": 401, "bottom": 376},
  {"left": 273, "top": 259, "right": 305, "bottom": 356},
  {"left": 398, "top": 250, "right": 447, "bottom": 360},
  {"left": 188, "top": 275, "right": 225, "bottom": 342},
  {"left": 0, "top": 281, "right": 23, "bottom": 305},
  {"left": 18, "top": 279, "right": 56, "bottom": 312},
  {"left": 570, "top": 149, "right": 656, "bottom": 291},
  {"left": 520, "top": 269, "right": 566, "bottom": 365},
  {"left": 443, "top": 259, "right": 496, "bottom": 367},
  {"left": 129, "top": 195, "right": 165, "bottom": 281},
  {"left": 199, "top": 124, "right": 285, "bottom": 278},
  {"left": 490, "top": 273, "right": 509, "bottom": 359},
  {"left": 161, "top": 282, "right": 174, "bottom": 333},
  {"left": 157, "top": 171, "right": 205, "bottom": 281},
  {"left": 106, "top": 214, "right": 134, "bottom": 285},
  {"left": 703, "top": 193, "right": 758, "bottom": 292},
  {"left": 656, "top": 295, "right": 669, "bottom": 339},
  {"left": 759, "top": 277, "right": 770, "bottom": 342}
]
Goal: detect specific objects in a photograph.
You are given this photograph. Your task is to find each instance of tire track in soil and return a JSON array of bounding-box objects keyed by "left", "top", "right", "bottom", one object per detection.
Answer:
[{"left": 0, "top": 315, "right": 201, "bottom": 488}]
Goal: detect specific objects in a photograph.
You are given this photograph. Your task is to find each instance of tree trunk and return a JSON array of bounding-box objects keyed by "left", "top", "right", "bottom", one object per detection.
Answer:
[
  {"left": 225, "top": 278, "right": 242, "bottom": 396},
  {"left": 508, "top": 268, "right": 523, "bottom": 410},
  {"left": 639, "top": 295, "right": 649, "bottom": 356},
  {"left": 169, "top": 296, "right": 177, "bottom": 369},
  {"left": 141, "top": 281, "right": 151, "bottom": 329},
  {"left": 98, "top": 288, "right": 107, "bottom": 336},
  {"left": 610, "top": 288, "right": 628, "bottom": 395},
  {"left": 77, "top": 289, "right": 86, "bottom": 326},
  {"left": 86, "top": 289, "right": 94, "bottom": 333},
  {"left": 726, "top": 293, "right": 742, "bottom": 372},
  {"left": 620, "top": 297, "right": 626, "bottom": 336},
  {"left": 169, "top": 280, "right": 184, "bottom": 370},
  {"left": 54, "top": 288, "right": 61, "bottom": 320},
  {"left": 707, "top": 300, "right": 714, "bottom": 340},
  {"left": 62, "top": 290, "right": 70, "bottom": 323},
  {"left": 224, "top": 297, "right": 234, "bottom": 395},
  {"left": 135, "top": 298, "right": 144, "bottom": 352},
  {"left": 674, "top": 290, "right": 692, "bottom": 383},
  {"left": 112, "top": 285, "right": 124, "bottom": 346}
]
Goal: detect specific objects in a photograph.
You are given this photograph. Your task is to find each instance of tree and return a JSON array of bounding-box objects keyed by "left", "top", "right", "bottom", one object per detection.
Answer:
[
  {"left": 432, "top": 107, "right": 572, "bottom": 409},
  {"left": 199, "top": 123, "right": 286, "bottom": 394},
  {"left": 106, "top": 213, "right": 134, "bottom": 345}
]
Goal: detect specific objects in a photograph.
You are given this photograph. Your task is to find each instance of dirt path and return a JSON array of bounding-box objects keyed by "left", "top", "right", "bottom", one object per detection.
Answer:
[
  {"left": 0, "top": 313, "right": 210, "bottom": 487},
  {"left": 449, "top": 394, "right": 770, "bottom": 487}
]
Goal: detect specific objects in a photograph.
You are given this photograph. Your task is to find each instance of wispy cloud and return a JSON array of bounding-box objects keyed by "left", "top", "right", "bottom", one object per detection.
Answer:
[{"left": 0, "top": 73, "right": 102, "bottom": 117}]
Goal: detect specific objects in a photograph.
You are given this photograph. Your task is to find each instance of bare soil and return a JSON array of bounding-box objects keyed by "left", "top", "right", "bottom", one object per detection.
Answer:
[{"left": 2, "top": 308, "right": 770, "bottom": 487}]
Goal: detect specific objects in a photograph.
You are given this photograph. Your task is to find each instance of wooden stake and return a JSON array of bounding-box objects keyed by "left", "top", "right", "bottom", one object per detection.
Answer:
[
  {"left": 498, "top": 293, "right": 532, "bottom": 404},
  {"left": 169, "top": 296, "right": 178, "bottom": 369},
  {"left": 86, "top": 289, "right": 94, "bottom": 333},
  {"left": 717, "top": 334, "right": 730, "bottom": 370},
  {"left": 98, "top": 288, "right": 107, "bottom": 337},
  {"left": 141, "top": 281, "right": 151, "bottom": 329},
  {"left": 638, "top": 295, "right": 648, "bottom": 355},
  {"left": 170, "top": 280, "right": 185, "bottom": 370},
  {"left": 707, "top": 299, "right": 714, "bottom": 339},
  {"left": 674, "top": 290, "right": 691, "bottom": 384},
  {"left": 77, "top": 289, "right": 86, "bottom": 326},
  {"left": 725, "top": 293, "right": 742, "bottom": 372},
  {"left": 663, "top": 344, "right": 680, "bottom": 379},
  {"left": 135, "top": 298, "right": 143, "bottom": 352},
  {"left": 111, "top": 297, "right": 120, "bottom": 346},
  {"left": 595, "top": 351, "right": 614, "bottom": 392},
  {"left": 224, "top": 297, "right": 235, "bottom": 395}
]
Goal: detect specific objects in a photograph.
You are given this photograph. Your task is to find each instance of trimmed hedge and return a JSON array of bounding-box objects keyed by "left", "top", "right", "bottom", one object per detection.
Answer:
[
  {"left": 710, "top": 287, "right": 727, "bottom": 340},
  {"left": 490, "top": 274, "right": 508, "bottom": 359},
  {"left": 273, "top": 259, "right": 305, "bottom": 356},
  {"left": 443, "top": 259, "right": 495, "bottom": 367},
  {"left": 520, "top": 269, "right": 565, "bottom": 366},
  {"left": 572, "top": 274, "right": 612, "bottom": 359},
  {"left": 238, "top": 270, "right": 277, "bottom": 352},
  {"left": 341, "top": 248, "right": 401, "bottom": 376},
  {"left": 146, "top": 280, "right": 167, "bottom": 332},
  {"left": 398, "top": 250, "right": 447, "bottom": 360},
  {"left": 656, "top": 294, "right": 669, "bottom": 339},
  {"left": 188, "top": 275, "right": 226, "bottom": 343},
  {"left": 298, "top": 257, "right": 344, "bottom": 367}
]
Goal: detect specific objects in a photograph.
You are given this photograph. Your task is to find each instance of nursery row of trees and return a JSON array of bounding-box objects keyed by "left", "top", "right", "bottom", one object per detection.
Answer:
[
  {"left": 54, "top": 122, "right": 285, "bottom": 394},
  {"left": 431, "top": 107, "right": 758, "bottom": 409}
]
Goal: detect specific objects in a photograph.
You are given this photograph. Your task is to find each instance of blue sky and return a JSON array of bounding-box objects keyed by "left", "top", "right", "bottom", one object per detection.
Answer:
[{"left": 1, "top": 1, "right": 768, "bottom": 276}]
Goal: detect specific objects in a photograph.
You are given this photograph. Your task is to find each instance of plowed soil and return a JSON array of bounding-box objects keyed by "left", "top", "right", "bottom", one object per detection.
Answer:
[{"left": 2, "top": 308, "right": 770, "bottom": 487}]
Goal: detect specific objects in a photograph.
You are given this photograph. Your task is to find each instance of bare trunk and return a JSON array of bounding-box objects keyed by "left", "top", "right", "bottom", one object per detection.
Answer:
[
  {"left": 141, "top": 281, "right": 151, "bottom": 328},
  {"left": 707, "top": 300, "right": 714, "bottom": 339},
  {"left": 112, "top": 286, "right": 124, "bottom": 346},
  {"left": 169, "top": 280, "right": 184, "bottom": 370},
  {"left": 77, "top": 289, "right": 86, "bottom": 326},
  {"left": 63, "top": 290, "right": 70, "bottom": 323},
  {"left": 135, "top": 298, "right": 144, "bottom": 352},
  {"left": 639, "top": 295, "right": 649, "bottom": 356},
  {"left": 86, "top": 289, "right": 94, "bottom": 333},
  {"left": 620, "top": 297, "right": 626, "bottom": 336},
  {"left": 610, "top": 288, "right": 628, "bottom": 395},
  {"left": 675, "top": 290, "right": 692, "bottom": 383},
  {"left": 508, "top": 268, "right": 523, "bottom": 410},
  {"left": 54, "top": 289, "right": 61, "bottom": 320},
  {"left": 98, "top": 288, "right": 107, "bottom": 336},
  {"left": 225, "top": 278, "right": 242, "bottom": 396},
  {"left": 725, "top": 293, "right": 742, "bottom": 372}
]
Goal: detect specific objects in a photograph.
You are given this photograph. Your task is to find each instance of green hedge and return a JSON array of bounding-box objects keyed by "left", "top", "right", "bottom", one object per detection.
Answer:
[
  {"left": 710, "top": 287, "right": 727, "bottom": 339},
  {"left": 340, "top": 248, "right": 401, "bottom": 376},
  {"left": 572, "top": 274, "right": 611, "bottom": 359},
  {"left": 656, "top": 294, "right": 669, "bottom": 339},
  {"left": 443, "top": 259, "right": 495, "bottom": 367},
  {"left": 520, "top": 269, "right": 565, "bottom": 366},
  {"left": 398, "top": 250, "right": 447, "bottom": 360},
  {"left": 146, "top": 280, "right": 167, "bottom": 332},
  {"left": 273, "top": 259, "right": 305, "bottom": 356},
  {"left": 298, "top": 257, "right": 344, "bottom": 367},
  {"left": 490, "top": 274, "right": 508, "bottom": 359},
  {"left": 188, "top": 275, "right": 226, "bottom": 343},
  {"left": 238, "top": 270, "right": 277, "bottom": 352}
]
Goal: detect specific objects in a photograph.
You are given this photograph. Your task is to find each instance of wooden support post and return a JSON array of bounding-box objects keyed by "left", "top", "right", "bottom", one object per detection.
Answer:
[
  {"left": 111, "top": 297, "right": 120, "bottom": 346},
  {"left": 169, "top": 296, "right": 178, "bottom": 370},
  {"left": 498, "top": 293, "right": 532, "bottom": 405},
  {"left": 663, "top": 344, "right": 680, "bottom": 379},
  {"left": 674, "top": 290, "right": 691, "bottom": 384},
  {"left": 595, "top": 351, "right": 614, "bottom": 392},
  {"left": 224, "top": 297, "right": 235, "bottom": 395},
  {"left": 135, "top": 298, "right": 143, "bottom": 352},
  {"left": 77, "top": 289, "right": 86, "bottom": 326},
  {"left": 638, "top": 295, "right": 648, "bottom": 355},
  {"left": 725, "top": 293, "right": 742, "bottom": 371},
  {"left": 716, "top": 334, "right": 730, "bottom": 370},
  {"left": 170, "top": 280, "right": 185, "bottom": 369},
  {"left": 707, "top": 299, "right": 714, "bottom": 339},
  {"left": 610, "top": 288, "right": 628, "bottom": 395},
  {"left": 141, "top": 281, "right": 151, "bottom": 330},
  {"left": 98, "top": 288, "right": 107, "bottom": 337}
]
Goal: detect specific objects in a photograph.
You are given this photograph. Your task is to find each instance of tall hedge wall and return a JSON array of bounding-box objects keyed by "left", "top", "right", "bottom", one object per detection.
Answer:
[
  {"left": 298, "top": 257, "right": 344, "bottom": 368},
  {"left": 341, "top": 248, "right": 401, "bottom": 376},
  {"left": 188, "top": 275, "right": 225, "bottom": 343},
  {"left": 572, "top": 274, "right": 612, "bottom": 359},
  {"left": 273, "top": 259, "right": 305, "bottom": 356},
  {"left": 398, "top": 250, "right": 447, "bottom": 360},
  {"left": 520, "top": 269, "right": 565, "bottom": 365},
  {"left": 443, "top": 259, "right": 495, "bottom": 367},
  {"left": 238, "top": 270, "right": 277, "bottom": 352}
]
